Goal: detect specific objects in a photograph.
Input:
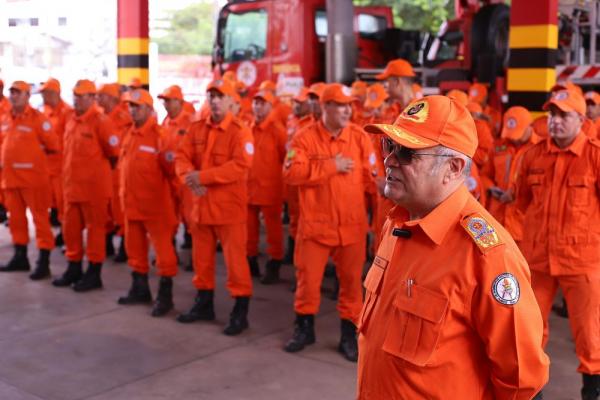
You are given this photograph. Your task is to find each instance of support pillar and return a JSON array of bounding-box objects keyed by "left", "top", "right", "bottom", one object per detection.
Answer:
[
  {"left": 326, "top": 0, "right": 356, "bottom": 84},
  {"left": 117, "top": 0, "right": 149, "bottom": 89}
]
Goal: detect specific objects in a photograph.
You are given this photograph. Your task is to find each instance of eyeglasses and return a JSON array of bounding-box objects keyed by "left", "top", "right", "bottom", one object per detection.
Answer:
[{"left": 381, "top": 137, "right": 454, "bottom": 165}]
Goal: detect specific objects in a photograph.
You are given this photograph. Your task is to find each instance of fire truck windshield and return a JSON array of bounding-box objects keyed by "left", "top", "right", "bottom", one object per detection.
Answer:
[{"left": 221, "top": 8, "right": 267, "bottom": 63}]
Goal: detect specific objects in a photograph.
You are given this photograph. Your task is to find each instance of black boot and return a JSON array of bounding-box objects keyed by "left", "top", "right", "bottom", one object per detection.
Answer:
[
  {"left": 151, "top": 277, "right": 174, "bottom": 317},
  {"left": 260, "top": 259, "right": 281, "bottom": 285},
  {"left": 0, "top": 204, "right": 7, "bottom": 223},
  {"left": 248, "top": 256, "right": 261, "bottom": 277},
  {"left": 177, "top": 290, "right": 215, "bottom": 323},
  {"left": 181, "top": 231, "right": 192, "bottom": 249},
  {"left": 582, "top": 374, "right": 600, "bottom": 400},
  {"left": 118, "top": 271, "right": 152, "bottom": 305},
  {"left": 49, "top": 207, "right": 60, "bottom": 227},
  {"left": 223, "top": 296, "right": 249, "bottom": 336},
  {"left": 114, "top": 236, "right": 127, "bottom": 263},
  {"left": 52, "top": 261, "right": 82, "bottom": 287},
  {"left": 0, "top": 245, "right": 30, "bottom": 272},
  {"left": 106, "top": 233, "right": 115, "bottom": 257},
  {"left": 553, "top": 297, "right": 569, "bottom": 318},
  {"left": 338, "top": 319, "right": 358, "bottom": 362},
  {"left": 29, "top": 249, "right": 51, "bottom": 280},
  {"left": 73, "top": 262, "right": 103, "bottom": 292},
  {"left": 284, "top": 314, "right": 315, "bottom": 352},
  {"left": 54, "top": 231, "right": 64, "bottom": 247},
  {"left": 283, "top": 237, "right": 295, "bottom": 265}
]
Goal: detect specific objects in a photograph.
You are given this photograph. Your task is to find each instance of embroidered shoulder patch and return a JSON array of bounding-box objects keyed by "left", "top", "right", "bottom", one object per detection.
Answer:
[
  {"left": 492, "top": 273, "right": 520, "bottom": 305},
  {"left": 460, "top": 213, "right": 503, "bottom": 253}
]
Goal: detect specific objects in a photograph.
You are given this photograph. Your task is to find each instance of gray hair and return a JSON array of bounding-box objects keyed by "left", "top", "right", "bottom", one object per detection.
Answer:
[{"left": 429, "top": 146, "right": 472, "bottom": 178}]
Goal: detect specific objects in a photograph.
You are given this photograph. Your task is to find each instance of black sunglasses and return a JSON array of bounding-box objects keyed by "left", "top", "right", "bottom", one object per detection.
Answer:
[{"left": 381, "top": 137, "right": 454, "bottom": 165}]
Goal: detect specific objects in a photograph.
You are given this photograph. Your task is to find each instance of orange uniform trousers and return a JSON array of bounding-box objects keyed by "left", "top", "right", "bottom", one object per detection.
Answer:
[
  {"left": 294, "top": 237, "right": 365, "bottom": 323},
  {"left": 532, "top": 270, "right": 600, "bottom": 374},
  {"left": 125, "top": 218, "right": 178, "bottom": 277},
  {"left": 285, "top": 185, "right": 300, "bottom": 239},
  {"left": 108, "top": 171, "right": 124, "bottom": 235},
  {"left": 4, "top": 187, "right": 54, "bottom": 249},
  {"left": 247, "top": 204, "right": 284, "bottom": 260},
  {"left": 191, "top": 223, "right": 252, "bottom": 297},
  {"left": 63, "top": 199, "right": 109, "bottom": 263},
  {"left": 49, "top": 174, "right": 64, "bottom": 221}
]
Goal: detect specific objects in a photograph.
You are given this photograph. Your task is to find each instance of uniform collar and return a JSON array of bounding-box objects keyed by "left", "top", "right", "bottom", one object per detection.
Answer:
[
  {"left": 547, "top": 130, "right": 586, "bottom": 156},
  {"left": 403, "top": 185, "right": 470, "bottom": 245},
  {"left": 316, "top": 120, "right": 350, "bottom": 142},
  {"left": 208, "top": 111, "right": 233, "bottom": 131},
  {"left": 11, "top": 104, "right": 34, "bottom": 120},
  {"left": 254, "top": 111, "right": 275, "bottom": 130},
  {"left": 75, "top": 105, "right": 99, "bottom": 122},
  {"left": 164, "top": 109, "right": 189, "bottom": 126},
  {"left": 132, "top": 117, "right": 155, "bottom": 136}
]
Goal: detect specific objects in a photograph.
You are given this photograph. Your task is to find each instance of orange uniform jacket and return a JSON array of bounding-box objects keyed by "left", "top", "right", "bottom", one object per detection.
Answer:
[
  {"left": 357, "top": 186, "right": 549, "bottom": 399},
  {"left": 62, "top": 106, "right": 117, "bottom": 202},
  {"left": 283, "top": 121, "right": 377, "bottom": 246},
  {"left": 120, "top": 118, "right": 176, "bottom": 222},
  {"left": 175, "top": 112, "right": 254, "bottom": 225},
  {"left": 249, "top": 113, "right": 287, "bottom": 205},
  {"left": 1, "top": 105, "right": 57, "bottom": 189},
  {"left": 43, "top": 100, "right": 73, "bottom": 177},
  {"left": 517, "top": 133, "right": 600, "bottom": 275}
]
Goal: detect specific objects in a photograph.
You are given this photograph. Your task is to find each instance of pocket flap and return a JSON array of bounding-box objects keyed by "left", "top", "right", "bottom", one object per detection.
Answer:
[
  {"left": 393, "top": 283, "right": 449, "bottom": 323},
  {"left": 527, "top": 174, "right": 543, "bottom": 186},
  {"left": 363, "top": 259, "right": 386, "bottom": 294},
  {"left": 567, "top": 175, "right": 594, "bottom": 187}
]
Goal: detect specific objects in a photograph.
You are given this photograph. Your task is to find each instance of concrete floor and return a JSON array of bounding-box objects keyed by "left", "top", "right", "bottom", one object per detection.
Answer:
[{"left": 0, "top": 225, "right": 584, "bottom": 400}]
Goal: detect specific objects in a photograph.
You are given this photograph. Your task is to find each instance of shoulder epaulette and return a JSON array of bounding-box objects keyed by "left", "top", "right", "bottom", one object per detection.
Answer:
[{"left": 460, "top": 213, "right": 504, "bottom": 254}]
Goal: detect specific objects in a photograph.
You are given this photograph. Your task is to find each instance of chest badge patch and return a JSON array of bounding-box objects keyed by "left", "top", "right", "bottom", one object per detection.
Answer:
[
  {"left": 461, "top": 213, "right": 502, "bottom": 253},
  {"left": 492, "top": 273, "right": 520, "bottom": 305}
]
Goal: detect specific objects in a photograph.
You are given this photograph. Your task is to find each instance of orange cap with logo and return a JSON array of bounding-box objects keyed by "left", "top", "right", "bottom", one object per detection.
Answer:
[
  {"left": 376, "top": 58, "right": 415, "bottom": 80},
  {"left": 293, "top": 87, "right": 310, "bottom": 103},
  {"left": 351, "top": 80, "right": 368, "bottom": 97},
  {"left": 320, "top": 83, "right": 355, "bottom": 104},
  {"left": 73, "top": 79, "right": 96, "bottom": 95},
  {"left": 98, "top": 83, "right": 121, "bottom": 99},
  {"left": 447, "top": 89, "right": 469, "bottom": 106},
  {"left": 10, "top": 81, "right": 31, "bottom": 93},
  {"left": 253, "top": 90, "right": 275, "bottom": 104},
  {"left": 551, "top": 80, "right": 583, "bottom": 96},
  {"left": 259, "top": 80, "right": 277, "bottom": 93},
  {"left": 585, "top": 91, "right": 600, "bottom": 105},
  {"left": 158, "top": 85, "right": 184, "bottom": 101},
  {"left": 39, "top": 78, "right": 61, "bottom": 93},
  {"left": 124, "top": 89, "right": 154, "bottom": 107},
  {"left": 365, "top": 95, "right": 478, "bottom": 158},
  {"left": 468, "top": 83, "right": 488, "bottom": 104},
  {"left": 501, "top": 106, "right": 532, "bottom": 141},
  {"left": 207, "top": 79, "right": 236, "bottom": 97},
  {"left": 543, "top": 89, "right": 586, "bottom": 116},
  {"left": 364, "top": 83, "right": 389, "bottom": 109}
]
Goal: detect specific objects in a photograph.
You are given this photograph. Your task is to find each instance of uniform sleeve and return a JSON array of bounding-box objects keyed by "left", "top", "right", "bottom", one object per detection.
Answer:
[
  {"left": 198, "top": 124, "right": 253, "bottom": 185},
  {"left": 283, "top": 130, "right": 338, "bottom": 186},
  {"left": 37, "top": 115, "right": 58, "bottom": 152},
  {"left": 471, "top": 247, "right": 549, "bottom": 400},
  {"left": 174, "top": 124, "right": 198, "bottom": 181},
  {"left": 97, "top": 116, "right": 120, "bottom": 159},
  {"left": 157, "top": 128, "right": 176, "bottom": 179}
]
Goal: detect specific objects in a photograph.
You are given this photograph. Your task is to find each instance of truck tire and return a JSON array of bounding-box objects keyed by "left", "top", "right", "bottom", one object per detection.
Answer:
[{"left": 470, "top": 4, "right": 510, "bottom": 83}]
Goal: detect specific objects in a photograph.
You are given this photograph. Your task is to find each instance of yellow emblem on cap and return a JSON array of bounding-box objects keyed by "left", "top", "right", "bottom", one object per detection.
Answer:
[
  {"left": 398, "top": 100, "right": 429, "bottom": 124},
  {"left": 382, "top": 125, "right": 426, "bottom": 145},
  {"left": 461, "top": 213, "right": 503, "bottom": 253}
]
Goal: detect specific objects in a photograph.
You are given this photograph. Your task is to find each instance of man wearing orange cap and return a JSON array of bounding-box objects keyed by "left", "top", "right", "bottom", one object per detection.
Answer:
[
  {"left": 468, "top": 82, "right": 501, "bottom": 136},
  {"left": 175, "top": 79, "right": 254, "bottom": 336},
  {"left": 247, "top": 90, "right": 287, "bottom": 283},
  {"left": 52, "top": 80, "right": 118, "bottom": 292},
  {"left": 283, "top": 83, "right": 377, "bottom": 361},
  {"left": 258, "top": 80, "right": 291, "bottom": 127},
  {"left": 350, "top": 80, "right": 368, "bottom": 125},
  {"left": 358, "top": 95, "right": 548, "bottom": 399},
  {"left": 516, "top": 89, "right": 600, "bottom": 399},
  {"left": 97, "top": 83, "right": 132, "bottom": 263},
  {"left": 376, "top": 58, "right": 415, "bottom": 120},
  {"left": 0, "top": 81, "right": 57, "bottom": 279},
  {"left": 116, "top": 89, "right": 179, "bottom": 317},
  {"left": 483, "top": 106, "right": 535, "bottom": 242},
  {"left": 585, "top": 91, "right": 600, "bottom": 137}
]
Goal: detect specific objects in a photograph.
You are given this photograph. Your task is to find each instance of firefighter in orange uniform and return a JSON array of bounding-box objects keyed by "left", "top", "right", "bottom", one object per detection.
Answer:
[
  {"left": 350, "top": 80, "right": 368, "bottom": 125},
  {"left": 247, "top": 90, "right": 287, "bottom": 283},
  {"left": 52, "top": 80, "right": 118, "bottom": 292},
  {"left": 468, "top": 82, "right": 502, "bottom": 135},
  {"left": 358, "top": 95, "right": 549, "bottom": 399},
  {"left": 258, "top": 80, "right": 291, "bottom": 126},
  {"left": 39, "top": 78, "right": 72, "bottom": 238},
  {"left": 0, "top": 81, "right": 57, "bottom": 279},
  {"left": 175, "top": 79, "right": 254, "bottom": 336},
  {"left": 97, "top": 83, "right": 132, "bottom": 263},
  {"left": 116, "top": 89, "right": 179, "bottom": 317},
  {"left": 516, "top": 89, "right": 600, "bottom": 398},
  {"left": 376, "top": 58, "right": 415, "bottom": 119},
  {"left": 283, "top": 83, "right": 377, "bottom": 361},
  {"left": 585, "top": 90, "right": 600, "bottom": 137}
]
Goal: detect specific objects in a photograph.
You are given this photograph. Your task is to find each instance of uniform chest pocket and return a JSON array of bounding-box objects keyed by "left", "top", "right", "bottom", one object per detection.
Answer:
[
  {"left": 567, "top": 175, "right": 594, "bottom": 207},
  {"left": 357, "top": 258, "right": 386, "bottom": 333},
  {"left": 382, "top": 282, "right": 449, "bottom": 366}
]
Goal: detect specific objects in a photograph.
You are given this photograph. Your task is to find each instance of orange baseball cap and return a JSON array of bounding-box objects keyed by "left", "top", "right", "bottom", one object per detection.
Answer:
[
  {"left": 551, "top": 80, "right": 583, "bottom": 96},
  {"left": 320, "top": 83, "right": 355, "bottom": 104},
  {"left": 468, "top": 83, "right": 488, "bottom": 104},
  {"left": 376, "top": 58, "right": 415, "bottom": 80},
  {"left": 10, "top": 81, "right": 31, "bottom": 93},
  {"left": 365, "top": 95, "right": 478, "bottom": 158},
  {"left": 543, "top": 89, "right": 586, "bottom": 116},
  {"left": 253, "top": 90, "right": 275, "bottom": 104},
  {"left": 351, "top": 80, "right": 368, "bottom": 97},
  {"left": 466, "top": 102, "right": 483, "bottom": 114},
  {"left": 412, "top": 83, "right": 423, "bottom": 99},
  {"left": 158, "top": 85, "right": 184, "bottom": 101},
  {"left": 501, "top": 106, "right": 532, "bottom": 141},
  {"left": 293, "top": 87, "right": 310, "bottom": 103},
  {"left": 98, "top": 83, "right": 121, "bottom": 99},
  {"left": 585, "top": 91, "right": 600, "bottom": 105},
  {"left": 129, "top": 77, "right": 143, "bottom": 89},
  {"left": 207, "top": 79, "right": 236, "bottom": 97},
  {"left": 259, "top": 80, "right": 277, "bottom": 93},
  {"left": 532, "top": 115, "right": 549, "bottom": 138},
  {"left": 446, "top": 89, "right": 468, "bottom": 106},
  {"left": 124, "top": 89, "right": 153, "bottom": 107},
  {"left": 39, "top": 78, "right": 61, "bottom": 93},
  {"left": 364, "top": 83, "right": 389, "bottom": 109},
  {"left": 73, "top": 79, "right": 96, "bottom": 95},
  {"left": 308, "top": 82, "right": 325, "bottom": 98}
]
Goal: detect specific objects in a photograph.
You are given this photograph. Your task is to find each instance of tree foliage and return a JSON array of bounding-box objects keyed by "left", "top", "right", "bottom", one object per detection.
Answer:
[
  {"left": 353, "top": 0, "right": 455, "bottom": 33},
  {"left": 154, "top": 2, "right": 214, "bottom": 55}
]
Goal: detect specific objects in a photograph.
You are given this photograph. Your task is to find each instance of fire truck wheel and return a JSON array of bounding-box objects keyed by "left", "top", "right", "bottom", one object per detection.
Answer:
[{"left": 471, "top": 4, "right": 510, "bottom": 80}]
